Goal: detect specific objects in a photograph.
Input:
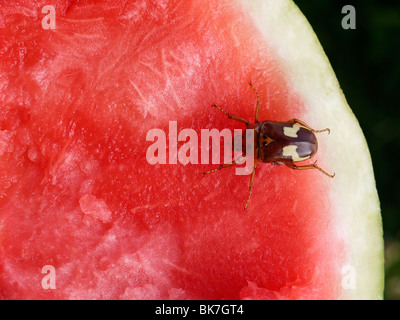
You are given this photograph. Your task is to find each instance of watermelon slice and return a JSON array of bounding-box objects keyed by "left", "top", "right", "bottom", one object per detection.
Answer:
[{"left": 0, "top": 0, "right": 383, "bottom": 299}]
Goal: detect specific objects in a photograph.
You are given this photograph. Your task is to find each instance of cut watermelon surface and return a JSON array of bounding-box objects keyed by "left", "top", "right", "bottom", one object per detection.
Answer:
[{"left": 0, "top": 0, "right": 383, "bottom": 299}]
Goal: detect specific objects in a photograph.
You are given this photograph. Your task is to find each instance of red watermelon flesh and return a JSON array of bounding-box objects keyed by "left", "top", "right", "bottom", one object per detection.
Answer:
[{"left": 0, "top": 0, "right": 345, "bottom": 299}]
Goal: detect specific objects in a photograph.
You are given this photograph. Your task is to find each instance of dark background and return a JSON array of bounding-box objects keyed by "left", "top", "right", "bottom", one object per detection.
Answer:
[{"left": 293, "top": 0, "right": 400, "bottom": 300}]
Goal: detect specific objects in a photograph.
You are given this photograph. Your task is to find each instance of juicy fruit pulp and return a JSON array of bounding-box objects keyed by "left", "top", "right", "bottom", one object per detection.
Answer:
[{"left": 0, "top": 0, "right": 382, "bottom": 299}]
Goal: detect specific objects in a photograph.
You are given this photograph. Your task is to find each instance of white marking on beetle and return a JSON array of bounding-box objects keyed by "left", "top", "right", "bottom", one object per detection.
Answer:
[
  {"left": 282, "top": 145, "right": 309, "bottom": 162},
  {"left": 283, "top": 124, "right": 301, "bottom": 138}
]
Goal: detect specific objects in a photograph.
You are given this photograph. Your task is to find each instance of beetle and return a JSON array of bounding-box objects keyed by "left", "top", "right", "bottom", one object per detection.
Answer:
[{"left": 203, "top": 81, "right": 334, "bottom": 211}]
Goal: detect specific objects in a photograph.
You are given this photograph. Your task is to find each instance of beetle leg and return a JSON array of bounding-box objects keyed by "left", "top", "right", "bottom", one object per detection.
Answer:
[
  {"left": 248, "top": 81, "right": 260, "bottom": 123},
  {"left": 203, "top": 156, "right": 244, "bottom": 176},
  {"left": 212, "top": 104, "right": 250, "bottom": 125},
  {"left": 289, "top": 118, "right": 330, "bottom": 134},
  {"left": 202, "top": 162, "right": 237, "bottom": 175},
  {"left": 244, "top": 159, "right": 258, "bottom": 212},
  {"left": 284, "top": 161, "right": 335, "bottom": 178}
]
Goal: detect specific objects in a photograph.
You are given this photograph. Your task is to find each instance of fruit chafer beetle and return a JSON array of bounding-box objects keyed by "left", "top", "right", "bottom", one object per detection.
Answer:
[{"left": 204, "top": 82, "right": 334, "bottom": 211}]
